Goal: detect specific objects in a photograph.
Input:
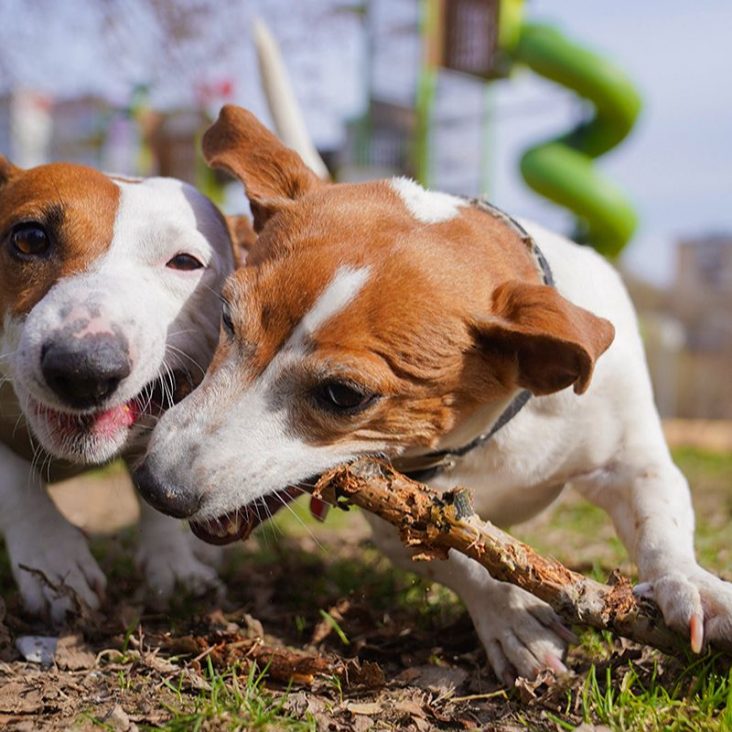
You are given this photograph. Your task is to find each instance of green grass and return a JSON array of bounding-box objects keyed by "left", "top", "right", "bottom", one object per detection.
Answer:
[
  {"left": 573, "top": 656, "right": 732, "bottom": 732},
  {"left": 154, "top": 660, "right": 317, "bottom": 732}
]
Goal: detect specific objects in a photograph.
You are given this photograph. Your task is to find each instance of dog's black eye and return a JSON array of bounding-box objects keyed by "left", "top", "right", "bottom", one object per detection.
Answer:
[
  {"left": 314, "top": 381, "right": 377, "bottom": 414},
  {"left": 166, "top": 253, "right": 204, "bottom": 271},
  {"left": 221, "top": 301, "right": 235, "bottom": 336},
  {"left": 10, "top": 223, "right": 50, "bottom": 259}
]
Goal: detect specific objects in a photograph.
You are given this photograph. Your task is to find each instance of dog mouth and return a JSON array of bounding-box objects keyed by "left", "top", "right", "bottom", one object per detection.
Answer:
[
  {"left": 189, "top": 486, "right": 304, "bottom": 545},
  {"left": 30, "top": 369, "right": 194, "bottom": 443},
  {"left": 189, "top": 480, "right": 331, "bottom": 546}
]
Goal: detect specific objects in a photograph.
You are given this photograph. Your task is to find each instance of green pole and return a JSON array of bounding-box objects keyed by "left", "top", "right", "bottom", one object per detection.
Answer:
[{"left": 414, "top": 0, "right": 438, "bottom": 187}]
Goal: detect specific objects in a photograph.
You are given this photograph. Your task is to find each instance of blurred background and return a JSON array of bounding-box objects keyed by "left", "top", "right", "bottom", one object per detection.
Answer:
[{"left": 1, "top": 0, "right": 731, "bottom": 431}]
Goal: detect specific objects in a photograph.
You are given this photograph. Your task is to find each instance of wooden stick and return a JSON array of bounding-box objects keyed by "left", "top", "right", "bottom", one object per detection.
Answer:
[{"left": 313, "top": 458, "right": 730, "bottom": 657}]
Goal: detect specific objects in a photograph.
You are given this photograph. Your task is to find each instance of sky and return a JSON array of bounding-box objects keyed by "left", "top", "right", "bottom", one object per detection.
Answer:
[
  {"left": 491, "top": 0, "right": 732, "bottom": 285},
  {"left": 1, "top": 0, "right": 730, "bottom": 286}
]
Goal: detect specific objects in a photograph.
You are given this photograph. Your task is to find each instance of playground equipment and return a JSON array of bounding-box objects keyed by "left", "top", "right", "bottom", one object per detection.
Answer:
[
  {"left": 252, "top": 4, "right": 641, "bottom": 258},
  {"left": 509, "top": 23, "right": 642, "bottom": 258},
  {"left": 426, "top": 0, "right": 642, "bottom": 258}
]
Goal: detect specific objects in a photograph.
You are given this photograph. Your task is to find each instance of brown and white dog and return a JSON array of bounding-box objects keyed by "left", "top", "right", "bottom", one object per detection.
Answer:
[
  {"left": 135, "top": 106, "right": 732, "bottom": 683},
  {"left": 0, "top": 156, "right": 239, "bottom": 621}
]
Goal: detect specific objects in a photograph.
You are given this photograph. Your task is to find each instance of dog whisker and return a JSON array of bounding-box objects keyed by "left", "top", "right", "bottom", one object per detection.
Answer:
[{"left": 165, "top": 344, "right": 207, "bottom": 379}]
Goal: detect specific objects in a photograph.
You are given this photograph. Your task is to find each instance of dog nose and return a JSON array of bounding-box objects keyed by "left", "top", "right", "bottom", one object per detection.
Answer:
[
  {"left": 41, "top": 334, "right": 131, "bottom": 409},
  {"left": 133, "top": 462, "right": 202, "bottom": 519}
]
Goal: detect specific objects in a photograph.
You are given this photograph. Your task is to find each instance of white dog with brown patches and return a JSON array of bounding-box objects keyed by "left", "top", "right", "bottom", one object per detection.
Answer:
[
  {"left": 136, "top": 106, "right": 732, "bottom": 684},
  {"left": 0, "top": 157, "right": 238, "bottom": 621}
]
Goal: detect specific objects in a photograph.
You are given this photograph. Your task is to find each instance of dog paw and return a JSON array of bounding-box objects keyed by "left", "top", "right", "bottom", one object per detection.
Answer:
[
  {"left": 635, "top": 566, "right": 732, "bottom": 653},
  {"left": 189, "top": 535, "right": 225, "bottom": 570},
  {"left": 136, "top": 532, "right": 225, "bottom": 609},
  {"left": 471, "top": 583, "right": 576, "bottom": 685},
  {"left": 5, "top": 519, "right": 106, "bottom": 624}
]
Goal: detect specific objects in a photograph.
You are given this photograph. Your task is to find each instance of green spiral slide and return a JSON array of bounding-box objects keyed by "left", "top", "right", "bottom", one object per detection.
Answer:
[{"left": 509, "top": 22, "right": 642, "bottom": 258}]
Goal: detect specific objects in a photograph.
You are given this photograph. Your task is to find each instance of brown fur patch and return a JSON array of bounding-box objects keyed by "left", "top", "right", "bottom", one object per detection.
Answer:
[
  {"left": 200, "top": 105, "right": 616, "bottom": 454},
  {"left": 214, "top": 180, "right": 554, "bottom": 451},
  {"left": 203, "top": 105, "right": 322, "bottom": 230},
  {"left": 0, "top": 162, "right": 120, "bottom": 318}
]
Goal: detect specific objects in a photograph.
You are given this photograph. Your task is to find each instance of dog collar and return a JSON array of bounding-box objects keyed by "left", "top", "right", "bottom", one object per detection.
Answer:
[{"left": 393, "top": 198, "right": 554, "bottom": 483}]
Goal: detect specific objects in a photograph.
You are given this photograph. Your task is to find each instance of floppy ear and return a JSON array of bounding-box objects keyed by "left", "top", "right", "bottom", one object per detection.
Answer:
[
  {"left": 0, "top": 155, "right": 19, "bottom": 187},
  {"left": 202, "top": 105, "right": 322, "bottom": 231},
  {"left": 225, "top": 214, "right": 257, "bottom": 266},
  {"left": 477, "top": 281, "right": 615, "bottom": 396}
]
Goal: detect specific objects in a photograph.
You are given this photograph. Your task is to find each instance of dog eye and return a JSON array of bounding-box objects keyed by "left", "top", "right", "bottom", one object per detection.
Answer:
[
  {"left": 166, "top": 253, "right": 204, "bottom": 271},
  {"left": 314, "top": 381, "right": 377, "bottom": 414},
  {"left": 221, "top": 301, "right": 235, "bottom": 336},
  {"left": 10, "top": 223, "right": 50, "bottom": 258}
]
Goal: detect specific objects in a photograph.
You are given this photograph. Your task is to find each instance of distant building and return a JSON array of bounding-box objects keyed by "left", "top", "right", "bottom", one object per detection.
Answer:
[
  {"left": 623, "top": 234, "right": 732, "bottom": 420},
  {"left": 342, "top": 99, "right": 416, "bottom": 181},
  {"left": 673, "top": 235, "right": 732, "bottom": 352},
  {"left": 670, "top": 234, "right": 732, "bottom": 419},
  {"left": 0, "top": 90, "right": 53, "bottom": 166},
  {"left": 49, "top": 95, "right": 109, "bottom": 166}
]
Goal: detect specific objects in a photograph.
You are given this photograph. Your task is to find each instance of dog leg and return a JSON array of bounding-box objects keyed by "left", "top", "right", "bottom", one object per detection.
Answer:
[
  {"left": 135, "top": 498, "right": 224, "bottom": 608},
  {"left": 365, "top": 513, "right": 574, "bottom": 684},
  {"left": 575, "top": 457, "right": 732, "bottom": 652},
  {"left": 0, "top": 444, "right": 106, "bottom": 622}
]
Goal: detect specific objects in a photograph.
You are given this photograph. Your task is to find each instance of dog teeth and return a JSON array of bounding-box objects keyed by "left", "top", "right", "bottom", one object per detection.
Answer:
[
  {"left": 224, "top": 515, "right": 241, "bottom": 536},
  {"left": 210, "top": 515, "right": 240, "bottom": 538}
]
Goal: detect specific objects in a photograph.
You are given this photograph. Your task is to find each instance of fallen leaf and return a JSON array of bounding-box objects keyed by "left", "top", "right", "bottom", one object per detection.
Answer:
[
  {"left": 55, "top": 633, "right": 96, "bottom": 670},
  {"left": 342, "top": 659, "right": 385, "bottom": 689},
  {"left": 0, "top": 680, "right": 45, "bottom": 714},
  {"left": 407, "top": 665, "right": 469, "bottom": 694},
  {"left": 345, "top": 701, "right": 382, "bottom": 715},
  {"left": 393, "top": 698, "right": 427, "bottom": 719},
  {"left": 104, "top": 703, "right": 139, "bottom": 731}
]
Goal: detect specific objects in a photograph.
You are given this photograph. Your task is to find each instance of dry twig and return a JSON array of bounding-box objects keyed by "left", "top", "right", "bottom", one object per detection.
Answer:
[{"left": 313, "top": 458, "right": 731, "bottom": 657}]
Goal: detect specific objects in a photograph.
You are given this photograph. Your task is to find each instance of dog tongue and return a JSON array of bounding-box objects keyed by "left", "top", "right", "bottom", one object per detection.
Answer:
[{"left": 90, "top": 403, "right": 140, "bottom": 437}]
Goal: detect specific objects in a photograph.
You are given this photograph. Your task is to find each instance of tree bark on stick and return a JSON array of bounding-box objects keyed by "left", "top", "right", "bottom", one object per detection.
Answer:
[{"left": 312, "top": 458, "right": 731, "bottom": 657}]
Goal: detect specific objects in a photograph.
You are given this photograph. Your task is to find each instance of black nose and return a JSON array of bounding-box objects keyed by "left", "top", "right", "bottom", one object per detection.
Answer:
[
  {"left": 133, "top": 462, "right": 202, "bottom": 519},
  {"left": 41, "top": 334, "right": 131, "bottom": 409}
]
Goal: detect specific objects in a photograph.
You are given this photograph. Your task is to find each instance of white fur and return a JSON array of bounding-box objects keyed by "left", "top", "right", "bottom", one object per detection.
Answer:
[
  {"left": 8, "top": 177, "right": 233, "bottom": 463},
  {"left": 0, "top": 175, "right": 234, "bottom": 620},
  {"left": 390, "top": 177, "right": 464, "bottom": 224},
  {"left": 290, "top": 266, "right": 370, "bottom": 346},
  {"left": 145, "top": 265, "right": 376, "bottom": 521},
  {"left": 0, "top": 443, "right": 106, "bottom": 622},
  {"left": 143, "top": 218, "right": 732, "bottom": 679},
  {"left": 136, "top": 500, "right": 223, "bottom": 607}
]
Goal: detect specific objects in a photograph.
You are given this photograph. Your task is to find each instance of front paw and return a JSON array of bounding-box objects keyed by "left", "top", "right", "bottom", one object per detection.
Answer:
[
  {"left": 635, "top": 567, "right": 732, "bottom": 653},
  {"left": 5, "top": 520, "right": 106, "bottom": 624},
  {"left": 471, "top": 583, "right": 576, "bottom": 685},
  {"left": 136, "top": 532, "right": 225, "bottom": 609}
]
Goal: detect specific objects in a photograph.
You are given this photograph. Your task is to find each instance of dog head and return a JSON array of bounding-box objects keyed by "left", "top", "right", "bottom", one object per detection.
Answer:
[
  {"left": 0, "top": 156, "right": 236, "bottom": 464},
  {"left": 135, "top": 105, "right": 614, "bottom": 539}
]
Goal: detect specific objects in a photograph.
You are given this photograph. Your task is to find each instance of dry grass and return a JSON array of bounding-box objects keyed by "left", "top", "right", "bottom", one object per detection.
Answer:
[{"left": 0, "top": 447, "right": 730, "bottom": 730}]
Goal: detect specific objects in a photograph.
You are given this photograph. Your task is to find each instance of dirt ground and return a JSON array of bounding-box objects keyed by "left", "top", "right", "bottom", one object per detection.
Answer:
[{"left": 1, "top": 449, "right": 731, "bottom": 731}]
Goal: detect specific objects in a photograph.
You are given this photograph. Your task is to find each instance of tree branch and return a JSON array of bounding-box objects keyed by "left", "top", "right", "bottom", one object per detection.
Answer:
[{"left": 312, "top": 458, "right": 730, "bottom": 657}]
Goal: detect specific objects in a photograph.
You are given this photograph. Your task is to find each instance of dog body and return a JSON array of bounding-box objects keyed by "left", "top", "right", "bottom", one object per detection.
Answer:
[
  {"left": 0, "top": 157, "right": 236, "bottom": 620},
  {"left": 136, "top": 107, "right": 732, "bottom": 682}
]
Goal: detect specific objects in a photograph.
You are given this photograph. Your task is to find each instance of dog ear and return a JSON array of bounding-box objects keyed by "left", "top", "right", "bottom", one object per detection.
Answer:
[
  {"left": 203, "top": 105, "right": 323, "bottom": 231},
  {"left": 225, "top": 214, "right": 257, "bottom": 266},
  {"left": 476, "top": 281, "right": 615, "bottom": 396},
  {"left": 0, "top": 155, "right": 19, "bottom": 187}
]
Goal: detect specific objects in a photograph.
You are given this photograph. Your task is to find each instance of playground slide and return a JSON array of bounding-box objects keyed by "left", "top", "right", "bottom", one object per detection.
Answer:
[{"left": 511, "top": 23, "right": 642, "bottom": 258}]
